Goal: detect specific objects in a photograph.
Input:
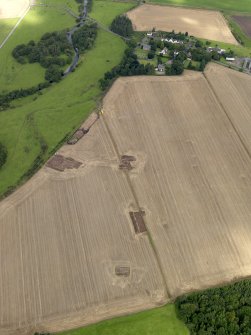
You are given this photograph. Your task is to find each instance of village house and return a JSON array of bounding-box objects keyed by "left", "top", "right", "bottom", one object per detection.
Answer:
[
  {"left": 156, "top": 64, "right": 165, "bottom": 72},
  {"left": 159, "top": 47, "right": 168, "bottom": 56},
  {"left": 207, "top": 47, "right": 226, "bottom": 55}
]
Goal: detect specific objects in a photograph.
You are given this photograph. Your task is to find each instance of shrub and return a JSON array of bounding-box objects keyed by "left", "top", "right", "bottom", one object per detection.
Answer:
[{"left": 0, "top": 143, "right": 7, "bottom": 169}]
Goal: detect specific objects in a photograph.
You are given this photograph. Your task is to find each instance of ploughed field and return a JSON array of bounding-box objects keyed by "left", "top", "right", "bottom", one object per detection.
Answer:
[
  {"left": 232, "top": 15, "right": 251, "bottom": 39},
  {"left": 127, "top": 4, "right": 238, "bottom": 44},
  {"left": 1, "top": 64, "right": 251, "bottom": 334}
]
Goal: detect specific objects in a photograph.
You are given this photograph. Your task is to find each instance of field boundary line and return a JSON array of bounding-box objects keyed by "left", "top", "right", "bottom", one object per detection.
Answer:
[
  {"left": 100, "top": 109, "right": 171, "bottom": 300},
  {"left": 0, "top": 4, "right": 30, "bottom": 49},
  {"left": 203, "top": 72, "right": 251, "bottom": 161}
]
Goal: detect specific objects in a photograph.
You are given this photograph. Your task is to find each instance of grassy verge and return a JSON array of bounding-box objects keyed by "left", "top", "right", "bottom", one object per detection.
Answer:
[
  {"left": 145, "top": 0, "right": 251, "bottom": 13},
  {"left": 58, "top": 304, "right": 189, "bottom": 335}
]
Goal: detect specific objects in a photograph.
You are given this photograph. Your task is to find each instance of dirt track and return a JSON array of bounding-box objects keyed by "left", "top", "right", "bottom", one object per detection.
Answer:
[
  {"left": 127, "top": 4, "right": 238, "bottom": 44},
  {"left": 0, "top": 64, "right": 251, "bottom": 334}
]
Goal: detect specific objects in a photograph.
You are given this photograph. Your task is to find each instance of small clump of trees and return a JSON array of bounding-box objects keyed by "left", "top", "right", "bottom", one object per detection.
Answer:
[
  {"left": 166, "top": 60, "right": 184, "bottom": 75},
  {"left": 99, "top": 44, "right": 155, "bottom": 90},
  {"left": 0, "top": 82, "right": 51, "bottom": 110},
  {"left": 176, "top": 279, "right": 251, "bottom": 335},
  {"left": 110, "top": 15, "right": 133, "bottom": 38},
  {"left": 0, "top": 142, "right": 7, "bottom": 169},
  {"left": 72, "top": 22, "right": 97, "bottom": 52},
  {"left": 12, "top": 31, "right": 73, "bottom": 82}
]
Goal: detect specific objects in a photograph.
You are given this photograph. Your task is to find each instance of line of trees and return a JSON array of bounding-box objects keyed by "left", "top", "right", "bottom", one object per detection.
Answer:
[
  {"left": 0, "top": 143, "right": 7, "bottom": 169},
  {"left": 176, "top": 279, "right": 251, "bottom": 334},
  {"left": 72, "top": 22, "right": 97, "bottom": 52},
  {"left": 99, "top": 45, "right": 155, "bottom": 90},
  {"left": 0, "top": 82, "right": 51, "bottom": 110},
  {"left": 110, "top": 15, "right": 133, "bottom": 38}
]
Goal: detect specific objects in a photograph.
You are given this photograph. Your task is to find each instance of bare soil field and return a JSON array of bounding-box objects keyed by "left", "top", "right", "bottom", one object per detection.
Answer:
[
  {"left": 1, "top": 64, "right": 251, "bottom": 334},
  {"left": 0, "top": 0, "right": 29, "bottom": 19},
  {"left": 232, "top": 15, "right": 251, "bottom": 39},
  {"left": 127, "top": 4, "right": 238, "bottom": 44}
]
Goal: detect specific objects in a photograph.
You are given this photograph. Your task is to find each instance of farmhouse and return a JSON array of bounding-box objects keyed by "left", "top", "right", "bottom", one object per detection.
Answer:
[
  {"left": 142, "top": 44, "right": 151, "bottom": 51},
  {"left": 156, "top": 64, "right": 165, "bottom": 72},
  {"left": 159, "top": 47, "right": 168, "bottom": 55}
]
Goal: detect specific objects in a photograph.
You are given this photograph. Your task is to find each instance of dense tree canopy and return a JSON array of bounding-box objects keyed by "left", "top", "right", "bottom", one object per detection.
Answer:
[
  {"left": 110, "top": 15, "right": 133, "bottom": 38},
  {"left": 99, "top": 46, "right": 155, "bottom": 90},
  {"left": 12, "top": 31, "right": 72, "bottom": 68},
  {"left": 166, "top": 60, "right": 184, "bottom": 75},
  {"left": 72, "top": 22, "right": 97, "bottom": 52},
  {"left": 176, "top": 280, "right": 251, "bottom": 335},
  {"left": 0, "top": 143, "right": 7, "bottom": 169}
]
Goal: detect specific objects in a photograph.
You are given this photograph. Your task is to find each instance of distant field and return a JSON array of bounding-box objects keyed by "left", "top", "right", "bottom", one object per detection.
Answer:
[
  {"left": 146, "top": 0, "right": 251, "bottom": 14},
  {"left": 0, "top": 0, "right": 29, "bottom": 19},
  {"left": 128, "top": 4, "right": 238, "bottom": 44},
  {"left": 59, "top": 305, "right": 188, "bottom": 335},
  {"left": 232, "top": 15, "right": 251, "bottom": 40},
  {"left": 90, "top": 0, "right": 136, "bottom": 27}
]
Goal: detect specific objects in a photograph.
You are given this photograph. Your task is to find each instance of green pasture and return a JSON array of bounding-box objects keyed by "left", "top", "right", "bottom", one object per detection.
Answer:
[
  {"left": 58, "top": 304, "right": 189, "bottom": 335},
  {"left": 0, "top": 18, "right": 19, "bottom": 45},
  {"left": 0, "top": 6, "right": 75, "bottom": 93},
  {"left": 146, "top": 0, "right": 251, "bottom": 14},
  {"left": 90, "top": 0, "right": 136, "bottom": 27}
]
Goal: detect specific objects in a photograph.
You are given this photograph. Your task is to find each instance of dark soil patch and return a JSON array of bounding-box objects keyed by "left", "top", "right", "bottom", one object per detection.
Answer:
[
  {"left": 129, "top": 211, "right": 147, "bottom": 234},
  {"left": 232, "top": 16, "right": 251, "bottom": 38},
  {"left": 46, "top": 154, "right": 81, "bottom": 171}
]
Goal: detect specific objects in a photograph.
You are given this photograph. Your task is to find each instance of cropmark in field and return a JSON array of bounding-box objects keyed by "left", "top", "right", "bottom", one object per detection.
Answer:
[
  {"left": 127, "top": 4, "right": 238, "bottom": 44},
  {"left": 1, "top": 64, "right": 251, "bottom": 334}
]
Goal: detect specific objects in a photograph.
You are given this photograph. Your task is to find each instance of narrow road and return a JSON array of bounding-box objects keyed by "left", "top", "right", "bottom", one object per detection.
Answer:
[{"left": 64, "top": 0, "right": 88, "bottom": 76}]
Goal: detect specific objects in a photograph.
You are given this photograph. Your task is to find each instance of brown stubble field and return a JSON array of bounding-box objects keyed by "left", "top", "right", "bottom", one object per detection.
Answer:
[
  {"left": 127, "top": 4, "right": 238, "bottom": 44},
  {"left": 0, "top": 119, "right": 166, "bottom": 335},
  {"left": 1, "top": 64, "right": 251, "bottom": 334},
  {"left": 102, "top": 65, "right": 251, "bottom": 296}
]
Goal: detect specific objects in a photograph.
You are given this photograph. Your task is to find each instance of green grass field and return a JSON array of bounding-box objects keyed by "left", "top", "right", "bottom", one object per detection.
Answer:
[
  {"left": 0, "top": 18, "right": 19, "bottom": 45},
  {"left": 90, "top": 0, "right": 136, "bottom": 27},
  {"left": 0, "top": 0, "right": 135, "bottom": 196},
  {"left": 146, "top": 0, "right": 251, "bottom": 13},
  {"left": 58, "top": 305, "right": 189, "bottom": 335},
  {"left": 0, "top": 6, "right": 75, "bottom": 92}
]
